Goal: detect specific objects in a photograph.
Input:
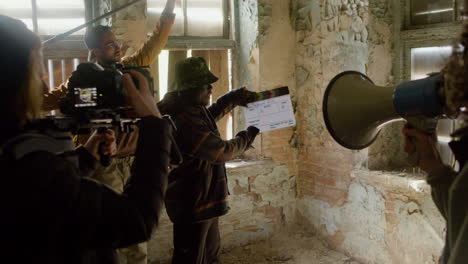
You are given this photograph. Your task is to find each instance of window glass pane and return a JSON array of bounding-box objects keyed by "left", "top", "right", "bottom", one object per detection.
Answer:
[
  {"left": 36, "top": 0, "right": 85, "bottom": 36},
  {"left": 186, "top": 0, "right": 224, "bottom": 37},
  {"left": 0, "top": 0, "right": 34, "bottom": 31},
  {"left": 410, "top": 46, "right": 452, "bottom": 80},
  {"left": 147, "top": 0, "right": 184, "bottom": 36},
  {"left": 411, "top": 0, "right": 454, "bottom": 26}
]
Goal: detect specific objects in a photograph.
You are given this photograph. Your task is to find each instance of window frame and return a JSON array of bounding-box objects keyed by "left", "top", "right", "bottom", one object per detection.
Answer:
[
  {"left": 403, "top": 0, "right": 465, "bottom": 30},
  {"left": 162, "top": 0, "right": 236, "bottom": 50}
]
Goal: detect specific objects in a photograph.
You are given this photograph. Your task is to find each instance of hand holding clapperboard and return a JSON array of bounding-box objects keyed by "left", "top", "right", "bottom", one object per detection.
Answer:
[{"left": 244, "top": 86, "right": 296, "bottom": 133}]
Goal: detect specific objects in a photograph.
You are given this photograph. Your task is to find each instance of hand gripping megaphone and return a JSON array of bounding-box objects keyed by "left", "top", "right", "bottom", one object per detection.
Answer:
[{"left": 322, "top": 71, "right": 444, "bottom": 150}]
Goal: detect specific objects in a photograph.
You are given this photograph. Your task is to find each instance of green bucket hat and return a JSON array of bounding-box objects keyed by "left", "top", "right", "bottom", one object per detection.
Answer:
[{"left": 174, "top": 57, "right": 219, "bottom": 91}]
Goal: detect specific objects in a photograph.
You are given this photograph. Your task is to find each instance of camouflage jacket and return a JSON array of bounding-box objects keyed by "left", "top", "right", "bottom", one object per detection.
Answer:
[{"left": 159, "top": 88, "right": 254, "bottom": 223}]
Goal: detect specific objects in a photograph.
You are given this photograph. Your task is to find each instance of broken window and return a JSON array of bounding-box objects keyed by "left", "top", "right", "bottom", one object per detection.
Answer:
[{"left": 147, "top": 0, "right": 229, "bottom": 38}]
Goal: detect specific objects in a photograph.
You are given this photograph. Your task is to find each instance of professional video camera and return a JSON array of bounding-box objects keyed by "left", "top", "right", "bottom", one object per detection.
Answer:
[
  {"left": 52, "top": 62, "right": 184, "bottom": 166},
  {"left": 58, "top": 63, "right": 154, "bottom": 127}
]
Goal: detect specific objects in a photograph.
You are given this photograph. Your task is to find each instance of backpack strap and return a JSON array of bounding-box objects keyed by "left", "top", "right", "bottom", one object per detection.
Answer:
[{"left": 0, "top": 131, "right": 77, "bottom": 166}]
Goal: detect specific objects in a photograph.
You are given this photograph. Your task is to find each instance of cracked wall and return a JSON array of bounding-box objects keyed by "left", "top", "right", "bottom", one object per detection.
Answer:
[
  {"left": 233, "top": 0, "right": 298, "bottom": 174},
  {"left": 296, "top": 171, "right": 445, "bottom": 264},
  {"left": 291, "top": 0, "right": 445, "bottom": 263}
]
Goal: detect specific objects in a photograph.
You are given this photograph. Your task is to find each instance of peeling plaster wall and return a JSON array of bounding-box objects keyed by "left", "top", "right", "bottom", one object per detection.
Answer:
[
  {"left": 233, "top": 0, "right": 298, "bottom": 174},
  {"left": 291, "top": 1, "right": 446, "bottom": 263},
  {"left": 296, "top": 171, "right": 445, "bottom": 264},
  {"left": 146, "top": 161, "right": 296, "bottom": 263}
]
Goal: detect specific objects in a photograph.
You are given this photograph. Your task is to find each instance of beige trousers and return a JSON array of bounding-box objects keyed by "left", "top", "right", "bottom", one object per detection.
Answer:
[{"left": 90, "top": 156, "right": 148, "bottom": 264}]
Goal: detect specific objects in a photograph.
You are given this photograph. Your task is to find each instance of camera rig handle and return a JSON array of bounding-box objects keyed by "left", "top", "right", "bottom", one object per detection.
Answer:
[{"left": 97, "top": 127, "right": 112, "bottom": 167}]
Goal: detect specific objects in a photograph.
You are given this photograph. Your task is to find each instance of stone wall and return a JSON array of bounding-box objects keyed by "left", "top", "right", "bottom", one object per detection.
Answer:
[
  {"left": 296, "top": 171, "right": 445, "bottom": 264},
  {"left": 290, "top": 0, "right": 446, "bottom": 263},
  {"left": 233, "top": 0, "right": 298, "bottom": 179}
]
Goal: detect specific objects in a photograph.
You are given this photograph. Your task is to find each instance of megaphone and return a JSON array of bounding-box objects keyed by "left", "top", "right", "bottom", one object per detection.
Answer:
[{"left": 323, "top": 71, "right": 444, "bottom": 150}]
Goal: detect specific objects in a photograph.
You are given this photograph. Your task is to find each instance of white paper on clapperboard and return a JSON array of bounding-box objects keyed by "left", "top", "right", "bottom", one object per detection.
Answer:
[{"left": 243, "top": 94, "right": 296, "bottom": 133}]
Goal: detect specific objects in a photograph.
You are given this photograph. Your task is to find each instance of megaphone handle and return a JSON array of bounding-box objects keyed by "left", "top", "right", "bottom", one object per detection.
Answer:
[
  {"left": 97, "top": 127, "right": 112, "bottom": 167},
  {"left": 407, "top": 136, "right": 420, "bottom": 167}
]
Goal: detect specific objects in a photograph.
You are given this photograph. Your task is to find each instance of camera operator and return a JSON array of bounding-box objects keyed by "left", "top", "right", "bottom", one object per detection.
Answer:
[
  {"left": 402, "top": 18, "right": 468, "bottom": 264},
  {"left": 0, "top": 15, "right": 172, "bottom": 264},
  {"left": 41, "top": 1, "right": 176, "bottom": 262}
]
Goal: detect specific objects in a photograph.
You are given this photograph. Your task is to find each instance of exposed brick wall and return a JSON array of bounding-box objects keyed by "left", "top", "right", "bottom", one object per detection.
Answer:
[
  {"left": 261, "top": 128, "right": 297, "bottom": 175},
  {"left": 291, "top": 0, "right": 390, "bottom": 206}
]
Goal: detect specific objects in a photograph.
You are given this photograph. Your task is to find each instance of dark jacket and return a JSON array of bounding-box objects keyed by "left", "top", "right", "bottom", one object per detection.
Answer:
[
  {"left": 427, "top": 127, "right": 468, "bottom": 264},
  {"left": 0, "top": 116, "right": 172, "bottom": 264},
  {"left": 159, "top": 89, "right": 254, "bottom": 223}
]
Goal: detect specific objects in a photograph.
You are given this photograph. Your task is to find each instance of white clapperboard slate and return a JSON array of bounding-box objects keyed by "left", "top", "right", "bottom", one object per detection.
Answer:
[{"left": 243, "top": 86, "right": 296, "bottom": 133}]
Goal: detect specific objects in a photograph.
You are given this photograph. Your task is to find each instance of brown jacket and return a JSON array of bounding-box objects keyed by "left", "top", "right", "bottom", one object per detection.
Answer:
[
  {"left": 159, "top": 89, "right": 257, "bottom": 223},
  {"left": 42, "top": 13, "right": 175, "bottom": 157}
]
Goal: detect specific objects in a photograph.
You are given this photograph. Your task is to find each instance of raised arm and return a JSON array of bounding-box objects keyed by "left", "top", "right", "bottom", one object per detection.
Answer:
[
  {"left": 208, "top": 87, "right": 255, "bottom": 121},
  {"left": 121, "top": 0, "right": 176, "bottom": 67}
]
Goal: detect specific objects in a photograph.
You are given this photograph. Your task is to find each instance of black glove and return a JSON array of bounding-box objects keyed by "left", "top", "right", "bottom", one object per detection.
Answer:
[
  {"left": 246, "top": 126, "right": 260, "bottom": 147},
  {"left": 232, "top": 87, "right": 256, "bottom": 107}
]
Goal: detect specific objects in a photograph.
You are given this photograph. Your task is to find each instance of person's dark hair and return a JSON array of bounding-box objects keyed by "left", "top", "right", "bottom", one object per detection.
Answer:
[{"left": 84, "top": 25, "right": 112, "bottom": 49}]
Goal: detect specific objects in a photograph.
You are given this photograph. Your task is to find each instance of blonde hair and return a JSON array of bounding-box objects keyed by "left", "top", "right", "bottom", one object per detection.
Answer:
[{"left": 15, "top": 42, "right": 44, "bottom": 126}]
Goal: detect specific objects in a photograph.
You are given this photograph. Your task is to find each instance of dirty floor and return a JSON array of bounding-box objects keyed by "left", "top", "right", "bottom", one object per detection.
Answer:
[{"left": 220, "top": 230, "right": 360, "bottom": 264}]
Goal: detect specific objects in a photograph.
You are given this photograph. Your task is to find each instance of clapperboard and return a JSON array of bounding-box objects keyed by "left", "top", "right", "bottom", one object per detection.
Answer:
[{"left": 244, "top": 86, "right": 296, "bottom": 133}]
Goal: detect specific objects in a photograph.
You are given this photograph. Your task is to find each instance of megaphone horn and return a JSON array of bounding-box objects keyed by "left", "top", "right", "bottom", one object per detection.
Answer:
[{"left": 323, "top": 71, "right": 444, "bottom": 150}]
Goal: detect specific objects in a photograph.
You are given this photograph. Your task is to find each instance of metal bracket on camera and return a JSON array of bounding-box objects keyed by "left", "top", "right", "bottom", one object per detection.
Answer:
[{"left": 41, "top": 115, "right": 140, "bottom": 134}]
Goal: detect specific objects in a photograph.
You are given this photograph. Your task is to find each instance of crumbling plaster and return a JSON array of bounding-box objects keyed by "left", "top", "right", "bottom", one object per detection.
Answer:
[
  {"left": 296, "top": 171, "right": 445, "bottom": 264},
  {"left": 290, "top": 0, "right": 446, "bottom": 263}
]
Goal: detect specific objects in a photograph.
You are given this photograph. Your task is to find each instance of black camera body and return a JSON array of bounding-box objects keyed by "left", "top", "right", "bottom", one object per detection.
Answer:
[{"left": 59, "top": 62, "right": 154, "bottom": 121}]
